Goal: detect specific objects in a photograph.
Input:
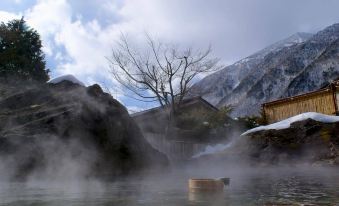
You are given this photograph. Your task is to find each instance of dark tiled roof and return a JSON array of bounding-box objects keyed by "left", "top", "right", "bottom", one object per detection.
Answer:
[{"left": 131, "top": 96, "right": 218, "bottom": 117}]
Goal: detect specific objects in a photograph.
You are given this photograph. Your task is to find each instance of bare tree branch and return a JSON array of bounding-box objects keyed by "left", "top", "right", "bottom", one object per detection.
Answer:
[{"left": 107, "top": 33, "right": 222, "bottom": 113}]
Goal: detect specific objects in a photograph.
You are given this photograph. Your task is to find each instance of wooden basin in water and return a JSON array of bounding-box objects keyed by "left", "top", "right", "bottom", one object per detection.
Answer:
[{"left": 188, "top": 178, "right": 229, "bottom": 192}]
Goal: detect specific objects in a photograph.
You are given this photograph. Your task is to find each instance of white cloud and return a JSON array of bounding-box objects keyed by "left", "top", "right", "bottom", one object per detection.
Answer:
[
  {"left": 1, "top": 0, "right": 339, "bottom": 108},
  {"left": 25, "top": 0, "right": 71, "bottom": 57},
  {"left": 22, "top": 0, "right": 115, "bottom": 84},
  {"left": 18, "top": 0, "right": 165, "bottom": 91},
  {"left": 25, "top": 0, "right": 71, "bottom": 35},
  {"left": 0, "top": 11, "right": 21, "bottom": 22}
]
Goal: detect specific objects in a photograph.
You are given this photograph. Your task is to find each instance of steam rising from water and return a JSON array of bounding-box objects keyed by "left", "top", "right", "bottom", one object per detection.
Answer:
[
  {"left": 0, "top": 164, "right": 338, "bottom": 205},
  {"left": 192, "top": 141, "right": 234, "bottom": 158},
  {"left": 0, "top": 135, "right": 99, "bottom": 182}
]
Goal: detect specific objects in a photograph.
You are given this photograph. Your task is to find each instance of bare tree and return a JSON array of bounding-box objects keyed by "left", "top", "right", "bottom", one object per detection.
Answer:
[{"left": 107, "top": 34, "right": 221, "bottom": 114}]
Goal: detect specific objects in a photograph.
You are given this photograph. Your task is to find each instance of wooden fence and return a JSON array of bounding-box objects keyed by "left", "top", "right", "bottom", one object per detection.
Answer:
[{"left": 144, "top": 132, "right": 206, "bottom": 161}]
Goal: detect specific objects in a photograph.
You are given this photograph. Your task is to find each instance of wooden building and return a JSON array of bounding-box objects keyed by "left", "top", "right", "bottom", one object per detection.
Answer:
[
  {"left": 263, "top": 80, "right": 339, "bottom": 124},
  {"left": 131, "top": 96, "right": 218, "bottom": 161},
  {"left": 132, "top": 96, "right": 218, "bottom": 121},
  {"left": 131, "top": 96, "right": 218, "bottom": 134}
]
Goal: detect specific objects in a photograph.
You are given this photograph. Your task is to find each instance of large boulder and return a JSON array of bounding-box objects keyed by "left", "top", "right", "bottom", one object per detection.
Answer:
[
  {"left": 243, "top": 119, "right": 339, "bottom": 165},
  {"left": 0, "top": 80, "right": 168, "bottom": 180}
]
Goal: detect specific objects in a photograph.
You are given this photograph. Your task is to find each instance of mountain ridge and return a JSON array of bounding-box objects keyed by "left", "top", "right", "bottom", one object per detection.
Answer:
[{"left": 192, "top": 23, "right": 339, "bottom": 117}]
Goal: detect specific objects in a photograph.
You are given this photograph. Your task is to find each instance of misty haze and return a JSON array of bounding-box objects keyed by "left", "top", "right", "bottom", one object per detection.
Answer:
[{"left": 0, "top": 0, "right": 339, "bottom": 205}]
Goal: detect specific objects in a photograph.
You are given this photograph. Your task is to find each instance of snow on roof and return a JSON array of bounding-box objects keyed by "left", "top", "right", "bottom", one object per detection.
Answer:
[
  {"left": 242, "top": 112, "right": 339, "bottom": 136},
  {"left": 48, "top": 74, "right": 85, "bottom": 86}
]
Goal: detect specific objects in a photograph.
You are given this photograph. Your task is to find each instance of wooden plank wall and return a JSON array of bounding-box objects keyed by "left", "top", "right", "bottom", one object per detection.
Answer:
[
  {"left": 264, "top": 91, "right": 336, "bottom": 123},
  {"left": 336, "top": 92, "right": 339, "bottom": 110}
]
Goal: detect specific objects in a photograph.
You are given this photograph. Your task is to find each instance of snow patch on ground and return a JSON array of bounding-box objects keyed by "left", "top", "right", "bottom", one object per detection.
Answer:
[
  {"left": 242, "top": 112, "right": 339, "bottom": 136},
  {"left": 48, "top": 75, "right": 85, "bottom": 86}
]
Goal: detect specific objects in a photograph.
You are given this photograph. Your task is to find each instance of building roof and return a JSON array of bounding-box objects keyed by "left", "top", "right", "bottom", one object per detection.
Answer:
[
  {"left": 131, "top": 96, "right": 218, "bottom": 118},
  {"left": 263, "top": 79, "right": 339, "bottom": 107}
]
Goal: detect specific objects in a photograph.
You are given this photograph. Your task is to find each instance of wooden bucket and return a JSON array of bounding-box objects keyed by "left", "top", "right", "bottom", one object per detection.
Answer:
[{"left": 188, "top": 178, "right": 225, "bottom": 192}]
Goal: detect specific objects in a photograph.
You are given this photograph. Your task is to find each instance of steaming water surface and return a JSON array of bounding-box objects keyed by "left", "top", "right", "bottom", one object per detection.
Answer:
[{"left": 0, "top": 168, "right": 338, "bottom": 206}]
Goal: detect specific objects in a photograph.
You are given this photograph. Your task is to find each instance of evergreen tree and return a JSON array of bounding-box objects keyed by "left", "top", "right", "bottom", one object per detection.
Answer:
[{"left": 0, "top": 17, "right": 49, "bottom": 82}]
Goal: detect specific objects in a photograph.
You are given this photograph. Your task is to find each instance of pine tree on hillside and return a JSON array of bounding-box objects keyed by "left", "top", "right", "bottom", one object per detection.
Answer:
[{"left": 0, "top": 17, "right": 49, "bottom": 82}]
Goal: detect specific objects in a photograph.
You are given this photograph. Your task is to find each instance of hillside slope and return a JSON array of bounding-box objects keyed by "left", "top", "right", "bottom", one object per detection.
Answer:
[{"left": 192, "top": 23, "right": 339, "bottom": 117}]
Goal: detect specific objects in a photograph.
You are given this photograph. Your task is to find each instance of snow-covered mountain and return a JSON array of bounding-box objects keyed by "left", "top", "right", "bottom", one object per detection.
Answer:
[{"left": 191, "top": 23, "right": 339, "bottom": 117}]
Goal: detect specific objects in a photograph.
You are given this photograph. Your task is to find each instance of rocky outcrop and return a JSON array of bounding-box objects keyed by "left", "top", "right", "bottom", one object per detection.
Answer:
[
  {"left": 243, "top": 119, "right": 339, "bottom": 165},
  {"left": 0, "top": 80, "right": 168, "bottom": 180}
]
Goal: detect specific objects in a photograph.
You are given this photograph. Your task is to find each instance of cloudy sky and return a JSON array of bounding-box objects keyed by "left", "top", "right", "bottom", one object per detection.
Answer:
[{"left": 1, "top": 0, "right": 339, "bottom": 111}]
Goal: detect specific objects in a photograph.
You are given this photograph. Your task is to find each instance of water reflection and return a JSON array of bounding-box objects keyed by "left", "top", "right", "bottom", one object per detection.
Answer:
[
  {"left": 0, "top": 169, "right": 338, "bottom": 206},
  {"left": 188, "top": 191, "right": 226, "bottom": 205}
]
